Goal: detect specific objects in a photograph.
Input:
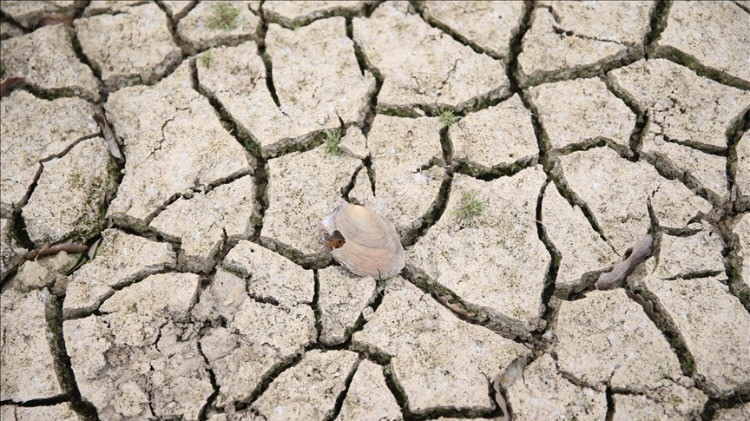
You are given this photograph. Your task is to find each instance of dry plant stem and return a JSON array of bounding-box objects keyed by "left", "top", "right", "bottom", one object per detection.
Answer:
[
  {"left": 595, "top": 234, "right": 653, "bottom": 290},
  {"left": 94, "top": 112, "right": 124, "bottom": 162},
  {"left": 0, "top": 77, "right": 26, "bottom": 98},
  {"left": 26, "top": 242, "right": 88, "bottom": 260}
]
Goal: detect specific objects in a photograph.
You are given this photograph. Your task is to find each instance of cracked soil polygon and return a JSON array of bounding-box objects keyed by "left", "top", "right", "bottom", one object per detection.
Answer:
[
  {"left": 223, "top": 240, "right": 313, "bottom": 306},
  {"left": 160, "top": 0, "right": 195, "bottom": 21},
  {"left": 518, "top": 2, "right": 651, "bottom": 85},
  {"left": 555, "top": 289, "right": 691, "bottom": 392},
  {"left": 0, "top": 24, "right": 100, "bottom": 101},
  {"left": 0, "top": 21, "right": 24, "bottom": 40},
  {"left": 612, "top": 381, "right": 707, "bottom": 421},
  {"left": 407, "top": 170, "right": 549, "bottom": 336},
  {"left": 657, "top": 1, "right": 750, "bottom": 87},
  {"left": 559, "top": 147, "right": 712, "bottom": 255},
  {"left": 0, "top": 1, "right": 79, "bottom": 28},
  {"left": 353, "top": 278, "right": 529, "bottom": 414},
  {"left": 105, "top": 62, "right": 249, "bottom": 223},
  {"left": 353, "top": 1, "right": 508, "bottom": 111},
  {"left": 1, "top": 288, "right": 63, "bottom": 402},
  {"left": 644, "top": 275, "right": 750, "bottom": 396},
  {"left": 507, "top": 354, "right": 606, "bottom": 421},
  {"left": 263, "top": 1, "right": 369, "bottom": 27},
  {"left": 529, "top": 77, "right": 635, "bottom": 149},
  {"left": 420, "top": 1, "right": 525, "bottom": 60},
  {"left": 336, "top": 359, "right": 401, "bottom": 421},
  {"left": 352, "top": 115, "right": 446, "bottom": 236},
  {"left": 0, "top": 403, "right": 82, "bottom": 421},
  {"left": 22, "top": 136, "right": 117, "bottom": 246},
  {"left": 317, "top": 266, "right": 376, "bottom": 346},
  {"left": 449, "top": 94, "right": 537, "bottom": 172},
  {"left": 542, "top": 182, "right": 619, "bottom": 294},
  {"left": 150, "top": 175, "right": 258, "bottom": 273},
  {"left": 64, "top": 273, "right": 211, "bottom": 421},
  {"left": 75, "top": 3, "right": 182, "bottom": 89},
  {"left": 610, "top": 59, "right": 750, "bottom": 150},
  {"left": 198, "top": 18, "right": 374, "bottom": 157},
  {"left": 63, "top": 229, "right": 176, "bottom": 318},
  {"left": 261, "top": 145, "right": 360, "bottom": 259},
  {"left": 176, "top": 1, "right": 260, "bottom": 55},
  {"left": 1, "top": 91, "right": 99, "bottom": 215},
  {"left": 653, "top": 222, "right": 725, "bottom": 279},
  {"left": 250, "top": 350, "right": 359, "bottom": 420}
]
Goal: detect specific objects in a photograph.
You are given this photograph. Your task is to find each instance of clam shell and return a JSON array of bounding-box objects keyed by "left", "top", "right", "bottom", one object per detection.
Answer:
[{"left": 321, "top": 203, "right": 405, "bottom": 278}]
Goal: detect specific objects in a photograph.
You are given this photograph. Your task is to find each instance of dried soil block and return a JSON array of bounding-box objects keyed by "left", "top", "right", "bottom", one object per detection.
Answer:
[
  {"left": 529, "top": 78, "right": 634, "bottom": 149},
  {"left": 22, "top": 137, "right": 117, "bottom": 246},
  {"left": 518, "top": 2, "right": 651, "bottom": 85},
  {"left": 64, "top": 229, "right": 176, "bottom": 318},
  {"left": 1, "top": 288, "right": 64, "bottom": 402},
  {"left": 0, "top": 91, "right": 98, "bottom": 214},
  {"left": 64, "top": 273, "right": 212, "bottom": 420},
  {"left": 449, "top": 94, "right": 537, "bottom": 171},
  {"left": 657, "top": 1, "right": 750, "bottom": 87},
  {"left": 507, "top": 354, "right": 606, "bottom": 421},
  {"left": 176, "top": 1, "right": 260, "bottom": 54},
  {"left": 353, "top": 279, "right": 529, "bottom": 414},
  {"left": 644, "top": 275, "right": 750, "bottom": 396},
  {"left": 559, "top": 147, "right": 712, "bottom": 255},
  {"left": 556, "top": 289, "right": 693, "bottom": 392},
  {"left": 408, "top": 170, "right": 549, "bottom": 336},
  {"left": 421, "top": 1, "right": 525, "bottom": 60},
  {"left": 355, "top": 115, "right": 446, "bottom": 236},
  {"left": 0, "top": 25, "right": 100, "bottom": 100},
  {"left": 105, "top": 62, "right": 250, "bottom": 223},
  {"left": 353, "top": 1, "right": 508, "bottom": 111},
  {"left": 75, "top": 3, "right": 181, "bottom": 89},
  {"left": 151, "top": 175, "right": 258, "bottom": 272},
  {"left": 249, "top": 350, "right": 358, "bottom": 420}
]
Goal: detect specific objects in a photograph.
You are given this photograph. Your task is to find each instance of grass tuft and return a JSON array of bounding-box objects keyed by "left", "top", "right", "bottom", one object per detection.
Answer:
[
  {"left": 453, "top": 190, "right": 486, "bottom": 227},
  {"left": 207, "top": 2, "right": 242, "bottom": 31},
  {"left": 438, "top": 109, "right": 460, "bottom": 127},
  {"left": 323, "top": 129, "right": 343, "bottom": 156},
  {"left": 199, "top": 50, "right": 214, "bottom": 68}
]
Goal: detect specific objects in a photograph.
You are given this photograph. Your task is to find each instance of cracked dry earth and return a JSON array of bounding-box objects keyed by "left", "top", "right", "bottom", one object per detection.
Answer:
[{"left": 1, "top": 1, "right": 750, "bottom": 420}]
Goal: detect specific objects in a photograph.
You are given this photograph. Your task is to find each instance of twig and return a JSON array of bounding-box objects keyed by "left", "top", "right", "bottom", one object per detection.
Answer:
[
  {"left": 26, "top": 242, "right": 88, "bottom": 260},
  {"left": 596, "top": 233, "right": 653, "bottom": 290}
]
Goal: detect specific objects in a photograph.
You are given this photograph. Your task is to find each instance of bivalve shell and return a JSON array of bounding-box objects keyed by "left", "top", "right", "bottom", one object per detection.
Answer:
[{"left": 321, "top": 203, "right": 405, "bottom": 278}]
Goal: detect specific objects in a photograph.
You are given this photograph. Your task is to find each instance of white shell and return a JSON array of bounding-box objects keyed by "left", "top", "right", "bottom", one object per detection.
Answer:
[{"left": 321, "top": 203, "right": 405, "bottom": 278}]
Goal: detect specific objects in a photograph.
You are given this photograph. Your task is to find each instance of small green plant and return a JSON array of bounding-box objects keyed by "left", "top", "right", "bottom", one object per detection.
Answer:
[
  {"left": 323, "top": 129, "right": 343, "bottom": 156},
  {"left": 199, "top": 50, "right": 214, "bottom": 68},
  {"left": 206, "top": 2, "right": 242, "bottom": 31},
  {"left": 453, "top": 190, "right": 486, "bottom": 227},
  {"left": 438, "top": 109, "right": 460, "bottom": 127}
]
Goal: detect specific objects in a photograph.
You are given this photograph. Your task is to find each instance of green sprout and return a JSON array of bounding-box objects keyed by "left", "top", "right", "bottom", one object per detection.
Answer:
[
  {"left": 438, "top": 109, "right": 460, "bottom": 127},
  {"left": 323, "top": 129, "right": 343, "bottom": 156},
  {"left": 206, "top": 2, "right": 242, "bottom": 31},
  {"left": 453, "top": 190, "right": 486, "bottom": 227},
  {"left": 199, "top": 50, "right": 214, "bottom": 68}
]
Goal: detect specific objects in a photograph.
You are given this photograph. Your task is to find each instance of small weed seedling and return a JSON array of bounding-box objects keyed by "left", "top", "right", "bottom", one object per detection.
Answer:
[
  {"left": 453, "top": 189, "right": 486, "bottom": 227},
  {"left": 207, "top": 2, "right": 242, "bottom": 31},
  {"left": 199, "top": 50, "right": 214, "bottom": 68},
  {"left": 438, "top": 109, "right": 460, "bottom": 128},
  {"left": 323, "top": 129, "right": 343, "bottom": 156}
]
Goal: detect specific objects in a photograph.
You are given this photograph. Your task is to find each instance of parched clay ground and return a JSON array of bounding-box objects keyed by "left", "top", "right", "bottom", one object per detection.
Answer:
[{"left": 1, "top": 1, "right": 749, "bottom": 420}]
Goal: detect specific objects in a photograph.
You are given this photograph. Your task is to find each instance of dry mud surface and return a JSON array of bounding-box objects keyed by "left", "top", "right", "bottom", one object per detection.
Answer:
[{"left": 1, "top": 1, "right": 749, "bottom": 420}]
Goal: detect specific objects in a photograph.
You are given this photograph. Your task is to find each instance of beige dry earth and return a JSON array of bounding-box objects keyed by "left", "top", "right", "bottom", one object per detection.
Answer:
[{"left": 1, "top": 1, "right": 749, "bottom": 421}]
